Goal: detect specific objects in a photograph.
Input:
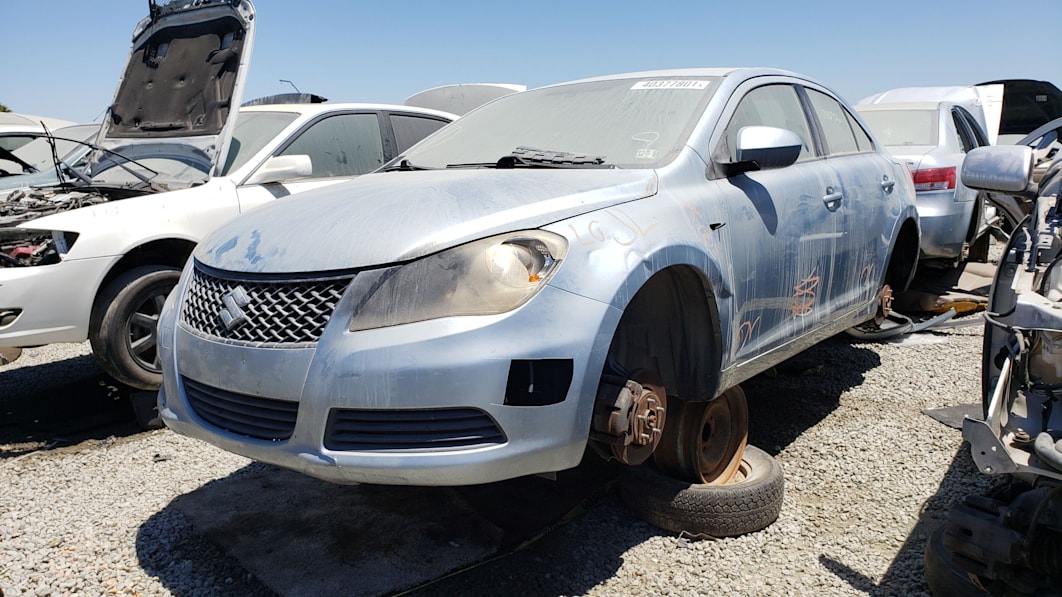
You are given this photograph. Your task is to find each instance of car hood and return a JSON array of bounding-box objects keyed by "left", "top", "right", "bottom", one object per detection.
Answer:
[
  {"left": 197, "top": 169, "right": 658, "bottom": 273},
  {"left": 92, "top": 0, "right": 256, "bottom": 180}
]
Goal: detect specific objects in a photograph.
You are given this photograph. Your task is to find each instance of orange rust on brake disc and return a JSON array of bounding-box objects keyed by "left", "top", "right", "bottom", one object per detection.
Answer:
[
  {"left": 874, "top": 284, "right": 894, "bottom": 325},
  {"left": 599, "top": 370, "right": 667, "bottom": 466}
]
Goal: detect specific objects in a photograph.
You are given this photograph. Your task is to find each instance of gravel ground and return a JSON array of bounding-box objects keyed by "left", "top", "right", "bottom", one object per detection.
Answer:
[{"left": 0, "top": 321, "right": 996, "bottom": 596}]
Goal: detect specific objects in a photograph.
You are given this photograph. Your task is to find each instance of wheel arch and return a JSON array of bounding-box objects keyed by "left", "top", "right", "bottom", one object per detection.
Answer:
[
  {"left": 886, "top": 216, "right": 920, "bottom": 292},
  {"left": 599, "top": 259, "right": 727, "bottom": 404},
  {"left": 92, "top": 238, "right": 197, "bottom": 314}
]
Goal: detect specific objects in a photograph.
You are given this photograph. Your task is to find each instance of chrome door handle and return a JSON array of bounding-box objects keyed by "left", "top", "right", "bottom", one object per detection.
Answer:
[
  {"left": 881, "top": 177, "right": 895, "bottom": 193},
  {"left": 823, "top": 187, "right": 843, "bottom": 205}
]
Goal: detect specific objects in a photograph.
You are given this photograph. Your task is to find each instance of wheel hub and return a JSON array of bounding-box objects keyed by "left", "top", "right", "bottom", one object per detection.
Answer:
[
  {"left": 874, "top": 284, "right": 894, "bottom": 325},
  {"left": 591, "top": 370, "right": 666, "bottom": 466}
]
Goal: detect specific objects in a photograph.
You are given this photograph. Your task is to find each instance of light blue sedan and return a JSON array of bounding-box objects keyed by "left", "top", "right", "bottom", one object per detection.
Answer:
[{"left": 156, "top": 67, "right": 920, "bottom": 536}]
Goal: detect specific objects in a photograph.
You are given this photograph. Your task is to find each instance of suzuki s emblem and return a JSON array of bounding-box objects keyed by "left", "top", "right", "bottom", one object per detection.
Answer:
[{"left": 219, "top": 286, "right": 252, "bottom": 331}]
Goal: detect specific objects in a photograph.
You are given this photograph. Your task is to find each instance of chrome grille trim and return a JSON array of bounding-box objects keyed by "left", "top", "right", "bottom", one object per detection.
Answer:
[
  {"left": 183, "top": 377, "right": 298, "bottom": 441},
  {"left": 324, "top": 408, "right": 507, "bottom": 452},
  {"left": 180, "top": 264, "right": 353, "bottom": 345}
]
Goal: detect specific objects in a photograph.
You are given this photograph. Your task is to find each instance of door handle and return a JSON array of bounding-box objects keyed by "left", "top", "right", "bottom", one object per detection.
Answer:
[
  {"left": 881, "top": 177, "right": 895, "bottom": 193},
  {"left": 822, "top": 187, "right": 843, "bottom": 205}
]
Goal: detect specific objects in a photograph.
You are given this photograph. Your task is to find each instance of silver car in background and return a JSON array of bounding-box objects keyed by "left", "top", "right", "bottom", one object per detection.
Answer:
[
  {"left": 157, "top": 67, "right": 920, "bottom": 536},
  {"left": 856, "top": 101, "right": 999, "bottom": 263}
]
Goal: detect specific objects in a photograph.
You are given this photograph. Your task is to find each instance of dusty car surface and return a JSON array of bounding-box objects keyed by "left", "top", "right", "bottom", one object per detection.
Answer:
[
  {"left": 856, "top": 98, "right": 1015, "bottom": 264},
  {"left": 0, "top": 0, "right": 455, "bottom": 390},
  {"left": 924, "top": 145, "right": 1062, "bottom": 595},
  {"left": 158, "top": 67, "right": 920, "bottom": 535}
]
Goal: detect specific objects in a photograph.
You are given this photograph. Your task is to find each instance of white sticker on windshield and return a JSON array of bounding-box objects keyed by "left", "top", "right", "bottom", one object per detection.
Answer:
[{"left": 631, "top": 80, "right": 709, "bottom": 90}]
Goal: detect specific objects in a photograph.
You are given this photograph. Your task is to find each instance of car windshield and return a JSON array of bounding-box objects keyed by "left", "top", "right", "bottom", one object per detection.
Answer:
[
  {"left": 8, "top": 124, "right": 100, "bottom": 170},
  {"left": 400, "top": 76, "right": 721, "bottom": 170},
  {"left": 220, "top": 111, "right": 301, "bottom": 175},
  {"left": 859, "top": 109, "right": 938, "bottom": 146}
]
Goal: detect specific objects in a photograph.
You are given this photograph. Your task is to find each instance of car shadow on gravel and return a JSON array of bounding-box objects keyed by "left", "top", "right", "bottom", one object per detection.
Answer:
[
  {"left": 134, "top": 336, "right": 884, "bottom": 597},
  {"left": 817, "top": 443, "right": 994, "bottom": 595},
  {"left": 743, "top": 334, "right": 882, "bottom": 455},
  {"left": 0, "top": 353, "right": 143, "bottom": 458},
  {"left": 138, "top": 455, "right": 638, "bottom": 597}
]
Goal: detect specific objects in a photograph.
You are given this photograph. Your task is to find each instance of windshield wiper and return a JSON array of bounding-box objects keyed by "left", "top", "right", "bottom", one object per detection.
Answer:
[
  {"left": 381, "top": 159, "right": 435, "bottom": 172},
  {"left": 447, "top": 146, "right": 611, "bottom": 169}
]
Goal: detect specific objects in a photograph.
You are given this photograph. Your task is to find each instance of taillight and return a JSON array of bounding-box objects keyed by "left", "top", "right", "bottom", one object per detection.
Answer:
[{"left": 911, "top": 167, "right": 956, "bottom": 191}]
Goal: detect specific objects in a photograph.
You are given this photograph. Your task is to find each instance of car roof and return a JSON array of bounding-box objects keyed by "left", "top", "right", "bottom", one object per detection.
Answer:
[
  {"left": 856, "top": 102, "right": 954, "bottom": 112},
  {"left": 237, "top": 102, "right": 458, "bottom": 121},
  {"left": 561, "top": 67, "right": 804, "bottom": 85},
  {"left": 0, "top": 113, "right": 76, "bottom": 130}
]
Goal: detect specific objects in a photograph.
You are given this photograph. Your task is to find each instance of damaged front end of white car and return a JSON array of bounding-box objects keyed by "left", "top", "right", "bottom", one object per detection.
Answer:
[{"left": 0, "top": 0, "right": 254, "bottom": 372}]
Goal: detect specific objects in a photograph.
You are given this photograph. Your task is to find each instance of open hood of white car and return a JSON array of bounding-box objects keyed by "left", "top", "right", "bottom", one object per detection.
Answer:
[{"left": 92, "top": 0, "right": 256, "bottom": 183}]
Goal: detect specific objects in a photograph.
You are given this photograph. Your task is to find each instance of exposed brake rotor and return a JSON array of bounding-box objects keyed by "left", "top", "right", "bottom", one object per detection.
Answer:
[
  {"left": 874, "top": 284, "right": 894, "bottom": 325},
  {"left": 591, "top": 370, "right": 666, "bottom": 466}
]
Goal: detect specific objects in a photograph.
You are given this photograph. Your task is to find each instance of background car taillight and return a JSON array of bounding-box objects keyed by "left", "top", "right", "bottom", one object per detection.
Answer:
[{"left": 911, "top": 167, "right": 956, "bottom": 191}]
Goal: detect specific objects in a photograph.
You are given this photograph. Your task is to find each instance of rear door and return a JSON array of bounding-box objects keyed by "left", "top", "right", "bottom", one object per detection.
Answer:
[{"left": 803, "top": 87, "right": 893, "bottom": 312}]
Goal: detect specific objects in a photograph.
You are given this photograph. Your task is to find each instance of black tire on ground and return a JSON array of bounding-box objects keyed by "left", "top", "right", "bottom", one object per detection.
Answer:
[
  {"left": 90, "top": 265, "right": 181, "bottom": 391},
  {"left": 924, "top": 525, "right": 989, "bottom": 597},
  {"left": 619, "top": 444, "right": 784, "bottom": 537}
]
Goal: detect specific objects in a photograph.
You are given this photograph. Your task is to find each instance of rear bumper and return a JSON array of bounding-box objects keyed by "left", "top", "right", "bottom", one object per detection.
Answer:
[{"left": 914, "top": 190, "right": 974, "bottom": 259}]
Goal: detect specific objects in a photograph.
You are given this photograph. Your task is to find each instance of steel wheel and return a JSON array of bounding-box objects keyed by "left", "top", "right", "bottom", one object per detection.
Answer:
[{"left": 654, "top": 385, "right": 749, "bottom": 484}]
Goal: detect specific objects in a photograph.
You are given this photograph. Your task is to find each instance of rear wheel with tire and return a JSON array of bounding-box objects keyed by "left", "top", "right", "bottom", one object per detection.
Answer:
[
  {"left": 620, "top": 444, "right": 784, "bottom": 537},
  {"left": 654, "top": 386, "right": 749, "bottom": 484},
  {"left": 90, "top": 265, "right": 181, "bottom": 390}
]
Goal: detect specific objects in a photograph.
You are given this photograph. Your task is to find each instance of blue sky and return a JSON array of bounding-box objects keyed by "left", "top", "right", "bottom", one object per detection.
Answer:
[{"left": 2, "top": 0, "right": 1058, "bottom": 124}]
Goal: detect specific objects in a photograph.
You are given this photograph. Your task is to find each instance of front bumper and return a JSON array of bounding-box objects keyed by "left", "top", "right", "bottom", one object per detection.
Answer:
[
  {"left": 159, "top": 283, "right": 617, "bottom": 486},
  {"left": 0, "top": 256, "right": 115, "bottom": 346}
]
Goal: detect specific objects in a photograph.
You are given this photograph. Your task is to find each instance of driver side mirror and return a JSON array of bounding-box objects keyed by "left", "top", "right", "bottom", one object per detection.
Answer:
[
  {"left": 244, "top": 154, "right": 313, "bottom": 185},
  {"left": 724, "top": 126, "right": 804, "bottom": 176}
]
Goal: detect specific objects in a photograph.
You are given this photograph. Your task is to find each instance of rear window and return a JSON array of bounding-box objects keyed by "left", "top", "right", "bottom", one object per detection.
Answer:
[{"left": 859, "top": 110, "right": 937, "bottom": 146}]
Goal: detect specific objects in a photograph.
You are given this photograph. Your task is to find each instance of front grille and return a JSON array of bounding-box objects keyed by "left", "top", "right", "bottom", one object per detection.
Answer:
[
  {"left": 184, "top": 377, "right": 299, "bottom": 441},
  {"left": 180, "top": 264, "right": 353, "bottom": 345},
  {"left": 324, "top": 408, "right": 506, "bottom": 452}
]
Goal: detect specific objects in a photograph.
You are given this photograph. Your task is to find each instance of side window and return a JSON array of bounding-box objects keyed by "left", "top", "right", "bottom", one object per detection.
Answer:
[
  {"left": 806, "top": 89, "right": 861, "bottom": 156},
  {"left": 724, "top": 84, "right": 814, "bottom": 162},
  {"left": 279, "top": 113, "right": 384, "bottom": 179},
  {"left": 952, "top": 110, "right": 976, "bottom": 153},
  {"left": 846, "top": 111, "right": 875, "bottom": 152},
  {"left": 391, "top": 114, "right": 449, "bottom": 153}
]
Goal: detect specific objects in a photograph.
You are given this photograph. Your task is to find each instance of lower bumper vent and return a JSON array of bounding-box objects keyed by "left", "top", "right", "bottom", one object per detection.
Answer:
[
  {"left": 184, "top": 377, "right": 298, "bottom": 441},
  {"left": 324, "top": 407, "right": 506, "bottom": 452}
]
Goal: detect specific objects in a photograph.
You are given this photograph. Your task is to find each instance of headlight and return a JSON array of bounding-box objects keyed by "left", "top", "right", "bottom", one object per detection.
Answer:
[
  {"left": 0, "top": 228, "right": 79, "bottom": 266},
  {"left": 349, "top": 230, "right": 567, "bottom": 331}
]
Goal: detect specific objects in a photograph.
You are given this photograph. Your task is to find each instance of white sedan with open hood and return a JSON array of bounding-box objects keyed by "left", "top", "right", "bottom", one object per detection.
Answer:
[
  {"left": 158, "top": 67, "right": 921, "bottom": 537},
  {"left": 0, "top": 0, "right": 455, "bottom": 386}
]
